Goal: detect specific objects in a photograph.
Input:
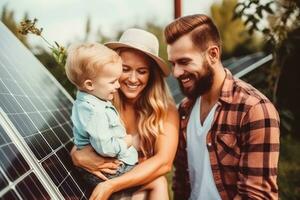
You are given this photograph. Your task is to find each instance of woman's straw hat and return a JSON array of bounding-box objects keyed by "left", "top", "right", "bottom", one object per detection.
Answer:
[{"left": 105, "top": 28, "right": 170, "bottom": 76}]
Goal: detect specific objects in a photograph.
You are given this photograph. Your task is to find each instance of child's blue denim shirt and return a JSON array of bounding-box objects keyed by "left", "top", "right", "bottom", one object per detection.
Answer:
[{"left": 71, "top": 91, "right": 138, "bottom": 165}]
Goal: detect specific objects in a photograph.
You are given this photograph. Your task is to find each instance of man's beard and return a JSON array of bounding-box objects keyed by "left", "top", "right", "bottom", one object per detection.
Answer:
[{"left": 178, "top": 60, "right": 214, "bottom": 99}]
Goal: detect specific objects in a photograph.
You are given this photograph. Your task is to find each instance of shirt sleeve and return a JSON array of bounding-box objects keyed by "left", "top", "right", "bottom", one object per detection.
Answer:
[
  {"left": 86, "top": 109, "right": 128, "bottom": 158},
  {"left": 172, "top": 102, "right": 191, "bottom": 200},
  {"left": 235, "top": 100, "right": 280, "bottom": 199}
]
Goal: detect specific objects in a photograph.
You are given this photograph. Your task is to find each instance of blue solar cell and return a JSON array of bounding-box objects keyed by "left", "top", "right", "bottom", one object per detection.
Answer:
[
  {"left": 16, "top": 173, "right": 50, "bottom": 200},
  {"left": 42, "top": 154, "right": 68, "bottom": 186},
  {"left": 0, "top": 131, "right": 29, "bottom": 182},
  {"left": 0, "top": 169, "right": 8, "bottom": 191},
  {"left": 0, "top": 189, "right": 20, "bottom": 199},
  {"left": 0, "top": 124, "right": 50, "bottom": 199},
  {"left": 24, "top": 133, "right": 52, "bottom": 160},
  {"left": 41, "top": 129, "right": 62, "bottom": 150}
]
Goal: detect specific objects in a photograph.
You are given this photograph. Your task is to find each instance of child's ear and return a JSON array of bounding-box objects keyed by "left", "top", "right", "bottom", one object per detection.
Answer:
[{"left": 83, "top": 79, "right": 94, "bottom": 91}]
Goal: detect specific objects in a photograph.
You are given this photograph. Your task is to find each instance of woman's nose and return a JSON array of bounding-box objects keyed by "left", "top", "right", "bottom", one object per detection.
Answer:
[{"left": 128, "top": 71, "right": 138, "bottom": 82}]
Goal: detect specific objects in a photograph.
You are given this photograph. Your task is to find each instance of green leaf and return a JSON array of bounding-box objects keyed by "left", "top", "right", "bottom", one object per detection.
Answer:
[
  {"left": 262, "top": 28, "right": 271, "bottom": 35},
  {"left": 264, "top": 3, "right": 274, "bottom": 14},
  {"left": 55, "top": 41, "right": 60, "bottom": 48},
  {"left": 257, "top": 6, "right": 263, "bottom": 18}
]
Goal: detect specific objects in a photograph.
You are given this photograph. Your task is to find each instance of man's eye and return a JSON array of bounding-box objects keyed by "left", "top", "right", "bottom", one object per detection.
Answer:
[{"left": 179, "top": 61, "right": 189, "bottom": 65}]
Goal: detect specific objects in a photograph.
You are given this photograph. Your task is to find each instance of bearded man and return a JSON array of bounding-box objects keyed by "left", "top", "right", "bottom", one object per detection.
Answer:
[{"left": 165, "top": 14, "right": 280, "bottom": 200}]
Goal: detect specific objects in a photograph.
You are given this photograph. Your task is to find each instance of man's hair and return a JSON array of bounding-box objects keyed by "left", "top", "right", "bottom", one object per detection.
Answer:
[
  {"left": 65, "top": 42, "right": 120, "bottom": 88},
  {"left": 164, "top": 14, "right": 221, "bottom": 52}
]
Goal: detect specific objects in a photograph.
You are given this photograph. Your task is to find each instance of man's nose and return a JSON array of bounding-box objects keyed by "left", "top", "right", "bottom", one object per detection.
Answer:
[{"left": 172, "top": 65, "right": 184, "bottom": 78}]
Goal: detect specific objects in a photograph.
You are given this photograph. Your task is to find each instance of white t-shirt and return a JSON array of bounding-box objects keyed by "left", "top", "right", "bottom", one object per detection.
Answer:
[{"left": 187, "top": 97, "right": 221, "bottom": 200}]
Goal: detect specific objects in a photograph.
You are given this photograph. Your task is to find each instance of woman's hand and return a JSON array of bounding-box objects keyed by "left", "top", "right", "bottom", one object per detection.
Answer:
[
  {"left": 90, "top": 104, "right": 179, "bottom": 193},
  {"left": 70, "top": 145, "right": 120, "bottom": 180},
  {"left": 89, "top": 181, "right": 114, "bottom": 200}
]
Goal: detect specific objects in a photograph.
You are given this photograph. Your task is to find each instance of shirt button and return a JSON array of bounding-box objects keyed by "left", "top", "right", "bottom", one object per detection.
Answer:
[{"left": 182, "top": 115, "right": 186, "bottom": 119}]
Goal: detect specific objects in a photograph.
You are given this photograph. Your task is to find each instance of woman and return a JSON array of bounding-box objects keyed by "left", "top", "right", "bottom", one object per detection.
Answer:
[{"left": 71, "top": 28, "right": 179, "bottom": 200}]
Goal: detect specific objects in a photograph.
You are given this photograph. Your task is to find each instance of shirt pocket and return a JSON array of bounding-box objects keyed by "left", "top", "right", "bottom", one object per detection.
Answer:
[
  {"left": 105, "top": 110, "right": 125, "bottom": 137},
  {"left": 216, "top": 132, "right": 240, "bottom": 166}
]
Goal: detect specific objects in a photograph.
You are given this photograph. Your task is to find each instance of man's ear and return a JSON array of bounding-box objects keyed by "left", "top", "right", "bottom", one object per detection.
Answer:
[
  {"left": 207, "top": 46, "right": 219, "bottom": 65},
  {"left": 83, "top": 79, "right": 94, "bottom": 91}
]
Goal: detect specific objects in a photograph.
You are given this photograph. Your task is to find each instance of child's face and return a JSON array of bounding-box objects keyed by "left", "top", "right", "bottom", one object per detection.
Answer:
[{"left": 89, "top": 61, "right": 122, "bottom": 101}]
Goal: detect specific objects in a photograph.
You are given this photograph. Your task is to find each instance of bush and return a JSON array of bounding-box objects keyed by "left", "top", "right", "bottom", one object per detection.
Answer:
[{"left": 278, "top": 136, "right": 300, "bottom": 199}]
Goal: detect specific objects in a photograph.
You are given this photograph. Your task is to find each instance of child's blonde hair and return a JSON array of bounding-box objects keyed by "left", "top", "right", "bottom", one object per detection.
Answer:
[{"left": 65, "top": 42, "right": 121, "bottom": 88}]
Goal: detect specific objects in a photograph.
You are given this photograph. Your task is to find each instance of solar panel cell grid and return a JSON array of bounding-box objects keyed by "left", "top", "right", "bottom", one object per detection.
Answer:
[
  {"left": 0, "top": 124, "right": 51, "bottom": 199},
  {"left": 16, "top": 173, "right": 50, "bottom": 200},
  {"left": 0, "top": 126, "right": 29, "bottom": 182},
  {"left": 0, "top": 22, "right": 86, "bottom": 199},
  {"left": 0, "top": 190, "right": 20, "bottom": 200}
]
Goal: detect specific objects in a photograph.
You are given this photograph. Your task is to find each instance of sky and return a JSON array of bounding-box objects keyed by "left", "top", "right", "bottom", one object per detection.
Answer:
[{"left": 1, "top": 0, "right": 221, "bottom": 47}]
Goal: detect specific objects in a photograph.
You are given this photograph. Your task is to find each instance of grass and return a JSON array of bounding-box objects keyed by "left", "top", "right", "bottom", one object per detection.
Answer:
[
  {"left": 278, "top": 136, "right": 300, "bottom": 200},
  {"left": 166, "top": 170, "right": 173, "bottom": 199}
]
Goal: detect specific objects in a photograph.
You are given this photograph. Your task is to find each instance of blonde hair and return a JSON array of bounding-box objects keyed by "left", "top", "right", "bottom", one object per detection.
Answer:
[
  {"left": 65, "top": 42, "right": 121, "bottom": 88},
  {"left": 113, "top": 48, "right": 174, "bottom": 157}
]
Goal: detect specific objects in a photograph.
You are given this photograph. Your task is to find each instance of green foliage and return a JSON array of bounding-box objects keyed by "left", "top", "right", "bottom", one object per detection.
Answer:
[
  {"left": 211, "top": 0, "right": 263, "bottom": 59},
  {"left": 1, "top": 4, "right": 29, "bottom": 47},
  {"left": 84, "top": 16, "right": 91, "bottom": 41},
  {"left": 18, "top": 18, "right": 67, "bottom": 67},
  {"left": 166, "top": 171, "right": 173, "bottom": 200},
  {"left": 234, "top": 0, "right": 274, "bottom": 34},
  {"left": 278, "top": 136, "right": 300, "bottom": 199},
  {"left": 234, "top": 0, "right": 300, "bottom": 136},
  {"left": 234, "top": 0, "right": 300, "bottom": 47}
]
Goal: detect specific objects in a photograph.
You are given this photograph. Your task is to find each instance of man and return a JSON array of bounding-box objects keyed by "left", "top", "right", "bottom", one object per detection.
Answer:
[{"left": 165, "top": 14, "right": 280, "bottom": 200}]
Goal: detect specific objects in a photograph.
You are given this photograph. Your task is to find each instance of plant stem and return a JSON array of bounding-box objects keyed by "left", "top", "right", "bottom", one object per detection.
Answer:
[{"left": 40, "top": 35, "right": 54, "bottom": 49}]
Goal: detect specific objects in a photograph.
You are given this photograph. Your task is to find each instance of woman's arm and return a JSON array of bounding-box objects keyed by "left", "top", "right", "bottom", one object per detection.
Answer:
[
  {"left": 70, "top": 145, "right": 120, "bottom": 180},
  {"left": 90, "top": 104, "right": 179, "bottom": 199}
]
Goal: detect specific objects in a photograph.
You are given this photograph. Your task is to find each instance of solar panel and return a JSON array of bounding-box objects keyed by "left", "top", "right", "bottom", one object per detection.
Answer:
[
  {"left": 0, "top": 22, "right": 87, "bottom": 199},
  {"left": 225, "top": 52, "right": 272, "bottom": 78}
]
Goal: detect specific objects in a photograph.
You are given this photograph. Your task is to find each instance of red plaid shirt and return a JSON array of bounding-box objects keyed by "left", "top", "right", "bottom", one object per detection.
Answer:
[{"left": 172, "top": 68, "right": 280, "bottom": 200}]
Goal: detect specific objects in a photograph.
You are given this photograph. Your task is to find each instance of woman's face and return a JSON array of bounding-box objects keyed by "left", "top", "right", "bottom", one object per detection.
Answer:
[{"left": 118, "top": 49, "right": 151, "bottom": 102}]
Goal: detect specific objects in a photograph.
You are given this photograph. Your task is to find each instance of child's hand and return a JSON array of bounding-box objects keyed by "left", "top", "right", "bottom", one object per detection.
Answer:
[{"left": 124, "top": 134, "right": 133, "bottom": 147}]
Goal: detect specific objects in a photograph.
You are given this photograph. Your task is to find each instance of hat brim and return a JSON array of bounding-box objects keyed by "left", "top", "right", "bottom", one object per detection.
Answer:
[{"left": 105, "top": 42, "right": 170, "bottom": 76}]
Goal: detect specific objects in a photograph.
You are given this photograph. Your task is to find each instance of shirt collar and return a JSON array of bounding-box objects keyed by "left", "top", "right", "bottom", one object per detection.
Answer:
[
  {"left": 218, "top": 68, "right": 235, "bottom": 104},
  {"left": 76, "top": 91, "right": 113, "bottom": 107}
]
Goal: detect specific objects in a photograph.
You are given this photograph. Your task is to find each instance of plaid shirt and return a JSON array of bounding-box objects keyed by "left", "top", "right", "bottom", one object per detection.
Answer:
[{"left": 173, "top": 68, "right": 280, "bottom": 200}]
